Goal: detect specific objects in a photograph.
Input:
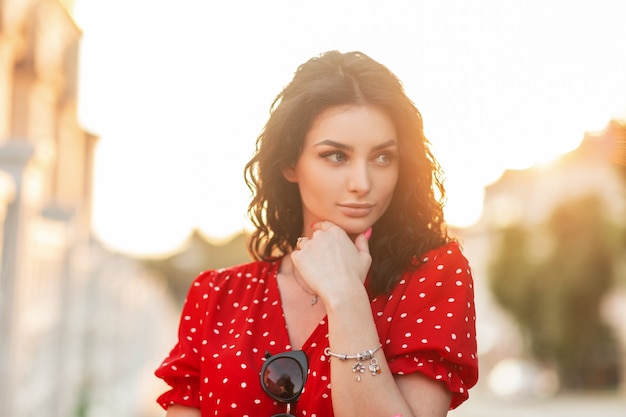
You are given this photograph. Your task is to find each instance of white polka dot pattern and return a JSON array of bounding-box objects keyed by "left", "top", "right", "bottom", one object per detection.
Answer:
[
  {"left": 372, "top": 242, "right": 479, "bottom": 409},
  {"left": 155, "top": 241, "right": 478, "bottom": 415}
]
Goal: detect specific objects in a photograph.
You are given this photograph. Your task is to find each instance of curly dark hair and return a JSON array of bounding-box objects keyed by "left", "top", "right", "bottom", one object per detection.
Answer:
[{"left": 244, "top": 50, "right": 451, "bottom": 294}]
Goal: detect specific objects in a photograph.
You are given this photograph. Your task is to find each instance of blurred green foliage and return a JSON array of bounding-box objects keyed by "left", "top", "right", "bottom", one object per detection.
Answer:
[
  {"left": 489, "top": 195, "right": 624, "bottom": 390},
  {"left": 143, "top": 230, "right": 252, "bottom": 306}
]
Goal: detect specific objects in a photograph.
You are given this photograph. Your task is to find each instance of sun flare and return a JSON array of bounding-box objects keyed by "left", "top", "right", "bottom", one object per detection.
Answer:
[{"left": 75, "top": 0, "right": 626, "bottom": 256}]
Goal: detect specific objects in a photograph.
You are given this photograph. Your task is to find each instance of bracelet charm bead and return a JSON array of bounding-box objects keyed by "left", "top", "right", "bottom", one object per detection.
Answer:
[
  {"left": 325, "top": 343, "right": 383, "bottom": 382},
  {"left": 353, "top": 361, "right": 366, "bottom": 380},
  {"left": 368, "top": 358, "right": 381, "bottom": 375}
]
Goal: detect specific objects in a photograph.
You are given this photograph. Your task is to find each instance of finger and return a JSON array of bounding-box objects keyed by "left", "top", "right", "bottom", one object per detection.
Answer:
[
  {"left": 310, "top": 220, "right": 335, "bottom": 233},
  {"left": 354, "top": 228, "right": 372, "bottom": 255},
  {"left": 296, "top": 236, "right": 308, "bottom": 250}
]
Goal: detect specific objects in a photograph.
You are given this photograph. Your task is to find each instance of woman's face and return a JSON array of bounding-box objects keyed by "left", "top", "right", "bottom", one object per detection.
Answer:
[{"left": 283, "top": 105, "right": 399, "bottom": 236}]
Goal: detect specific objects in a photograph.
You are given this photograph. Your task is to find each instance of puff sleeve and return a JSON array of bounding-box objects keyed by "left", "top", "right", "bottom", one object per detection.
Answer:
[
  {"left": 373, "top": 242, "right": 479, "bottom": 409},
  {"left": 154, "top": 270, "right": 215, "bottom": 410}
]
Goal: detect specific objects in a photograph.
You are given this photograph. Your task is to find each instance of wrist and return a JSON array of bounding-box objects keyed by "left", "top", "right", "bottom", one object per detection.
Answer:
[{"left": 322, "top": 281, "right": 369, "bottom": 313}]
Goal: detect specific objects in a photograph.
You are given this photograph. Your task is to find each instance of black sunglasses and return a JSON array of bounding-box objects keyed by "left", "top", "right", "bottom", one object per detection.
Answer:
[{"left": 260, "top": 350, "right": 309, "bottom": 417}]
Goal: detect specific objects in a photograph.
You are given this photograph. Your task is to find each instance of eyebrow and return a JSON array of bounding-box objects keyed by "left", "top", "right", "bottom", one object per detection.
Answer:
[{"left": 313, "top": 139, "right": 397, "bottom": 152}]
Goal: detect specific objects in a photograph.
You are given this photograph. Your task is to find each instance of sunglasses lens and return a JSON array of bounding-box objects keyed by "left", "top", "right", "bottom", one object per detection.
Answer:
[{"left": 262, "top": 357, "right": 305, "bottom": 401}]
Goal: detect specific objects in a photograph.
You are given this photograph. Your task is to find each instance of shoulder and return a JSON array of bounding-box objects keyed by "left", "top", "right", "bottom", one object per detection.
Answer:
[
  {"left": 417, "top": 240, "right": 468, "bottom": 266},
  {"left": 411, "top": 241, "right": 471, "bottom": 278},
  {"left": 392, "top": 241, "right": 473, "bottom": 296},
  {"left": 176, "top": 258, "right": 282, "bottom": 328},
  {"left": 191, "top": 258, "right": 280, "bottom": 289}
]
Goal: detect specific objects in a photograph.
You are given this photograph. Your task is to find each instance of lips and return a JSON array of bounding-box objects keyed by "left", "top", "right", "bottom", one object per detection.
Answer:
[{"left": 338, "top": 203, "right": 374, "bottom": 217}]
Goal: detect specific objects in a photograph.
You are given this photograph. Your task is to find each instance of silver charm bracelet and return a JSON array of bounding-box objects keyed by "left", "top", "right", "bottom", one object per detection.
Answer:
[{"left": 324, "top": 343, "right": 383, "bottom": 381}]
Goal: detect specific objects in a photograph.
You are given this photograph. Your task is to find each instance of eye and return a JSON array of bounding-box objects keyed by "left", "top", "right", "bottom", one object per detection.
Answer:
[
  {"left": 374, "top": 151, "right": 396, "bottom": 165},
  {"left": 321, "top": 151, "right": 347, "bottom": 163}
]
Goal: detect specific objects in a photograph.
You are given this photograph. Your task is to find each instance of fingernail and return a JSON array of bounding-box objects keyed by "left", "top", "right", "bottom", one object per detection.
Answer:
[
  {"left": 310, "top": 222, "right": 316, "bottom": 228},
  {"left": 364, "top": 227, "right": 373, "bottom": 240}
]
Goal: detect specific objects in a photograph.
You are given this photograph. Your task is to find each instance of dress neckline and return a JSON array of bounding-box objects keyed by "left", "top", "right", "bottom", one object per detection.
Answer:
[{"left": 273, "top": 256, "right": 328, "bottom": 351}]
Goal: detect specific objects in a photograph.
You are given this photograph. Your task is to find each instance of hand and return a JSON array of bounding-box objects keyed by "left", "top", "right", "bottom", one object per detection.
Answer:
[{"left": 290, "top": 221, "right": 372, "bottom": 302}]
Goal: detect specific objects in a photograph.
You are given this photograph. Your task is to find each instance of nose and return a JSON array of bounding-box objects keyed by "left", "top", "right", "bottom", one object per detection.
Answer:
[{"left": 347, "top": 161, "right": 371, "bottom": 195}]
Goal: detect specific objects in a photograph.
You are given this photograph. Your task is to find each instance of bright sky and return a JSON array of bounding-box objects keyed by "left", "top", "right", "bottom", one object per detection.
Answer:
[{"left": 74, "top": 0, "right": 626, "bottom": 257}]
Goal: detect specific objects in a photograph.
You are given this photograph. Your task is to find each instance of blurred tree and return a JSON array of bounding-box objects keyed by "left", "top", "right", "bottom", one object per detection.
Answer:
[
  {"left": 603, "top": 119, "right": 626, "bottom": 182},
  {"left": 595, "top": 119, "right": 626, "bottom": 287},
  {"left": 143, "top": 230, "right": 251, "bottom": 306},
  {"left": 489, "top": 195, "right": 623, "bottom": 390}
]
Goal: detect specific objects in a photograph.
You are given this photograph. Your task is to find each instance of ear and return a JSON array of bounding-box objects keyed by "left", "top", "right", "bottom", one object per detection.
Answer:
[{"left": 282, "top": 166, "right": 298, "bottom": 183}]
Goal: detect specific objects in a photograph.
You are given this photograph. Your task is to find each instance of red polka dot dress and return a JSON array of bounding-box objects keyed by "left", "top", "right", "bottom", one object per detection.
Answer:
[{"left": 155, "top": 241, "right": 478, "bottom": 416}]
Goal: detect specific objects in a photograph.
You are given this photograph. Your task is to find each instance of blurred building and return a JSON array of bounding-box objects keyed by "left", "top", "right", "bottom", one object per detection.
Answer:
[
  {"left": 0, "top": 1, "right": 174, "bottom": 416},
  {"left": 458, "top": 121, "right": 626, "bottom": 395}
]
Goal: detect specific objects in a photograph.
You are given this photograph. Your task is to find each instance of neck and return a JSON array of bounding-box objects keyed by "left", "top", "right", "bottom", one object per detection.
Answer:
[{"left": 285, "top": 255, "right": 319, "bottom": 305}]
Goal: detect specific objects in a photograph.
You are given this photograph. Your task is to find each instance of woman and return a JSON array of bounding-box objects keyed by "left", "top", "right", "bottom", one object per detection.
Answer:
[{"left": 155, "top": 50, "right": 478, "bottom": 417}]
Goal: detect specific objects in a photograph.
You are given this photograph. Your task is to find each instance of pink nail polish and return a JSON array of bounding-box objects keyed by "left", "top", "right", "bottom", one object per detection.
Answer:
[{"left": 364, "top": 227, "right": 373, "bottom": 240}]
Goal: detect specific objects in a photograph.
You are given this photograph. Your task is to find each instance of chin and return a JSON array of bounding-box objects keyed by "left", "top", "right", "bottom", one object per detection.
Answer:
[
  {"left": 317, "top": 215, "right": 375, "bottom": 235},
  {"left": 338, "top": 221, "right": 372, "bottom": 236}
]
